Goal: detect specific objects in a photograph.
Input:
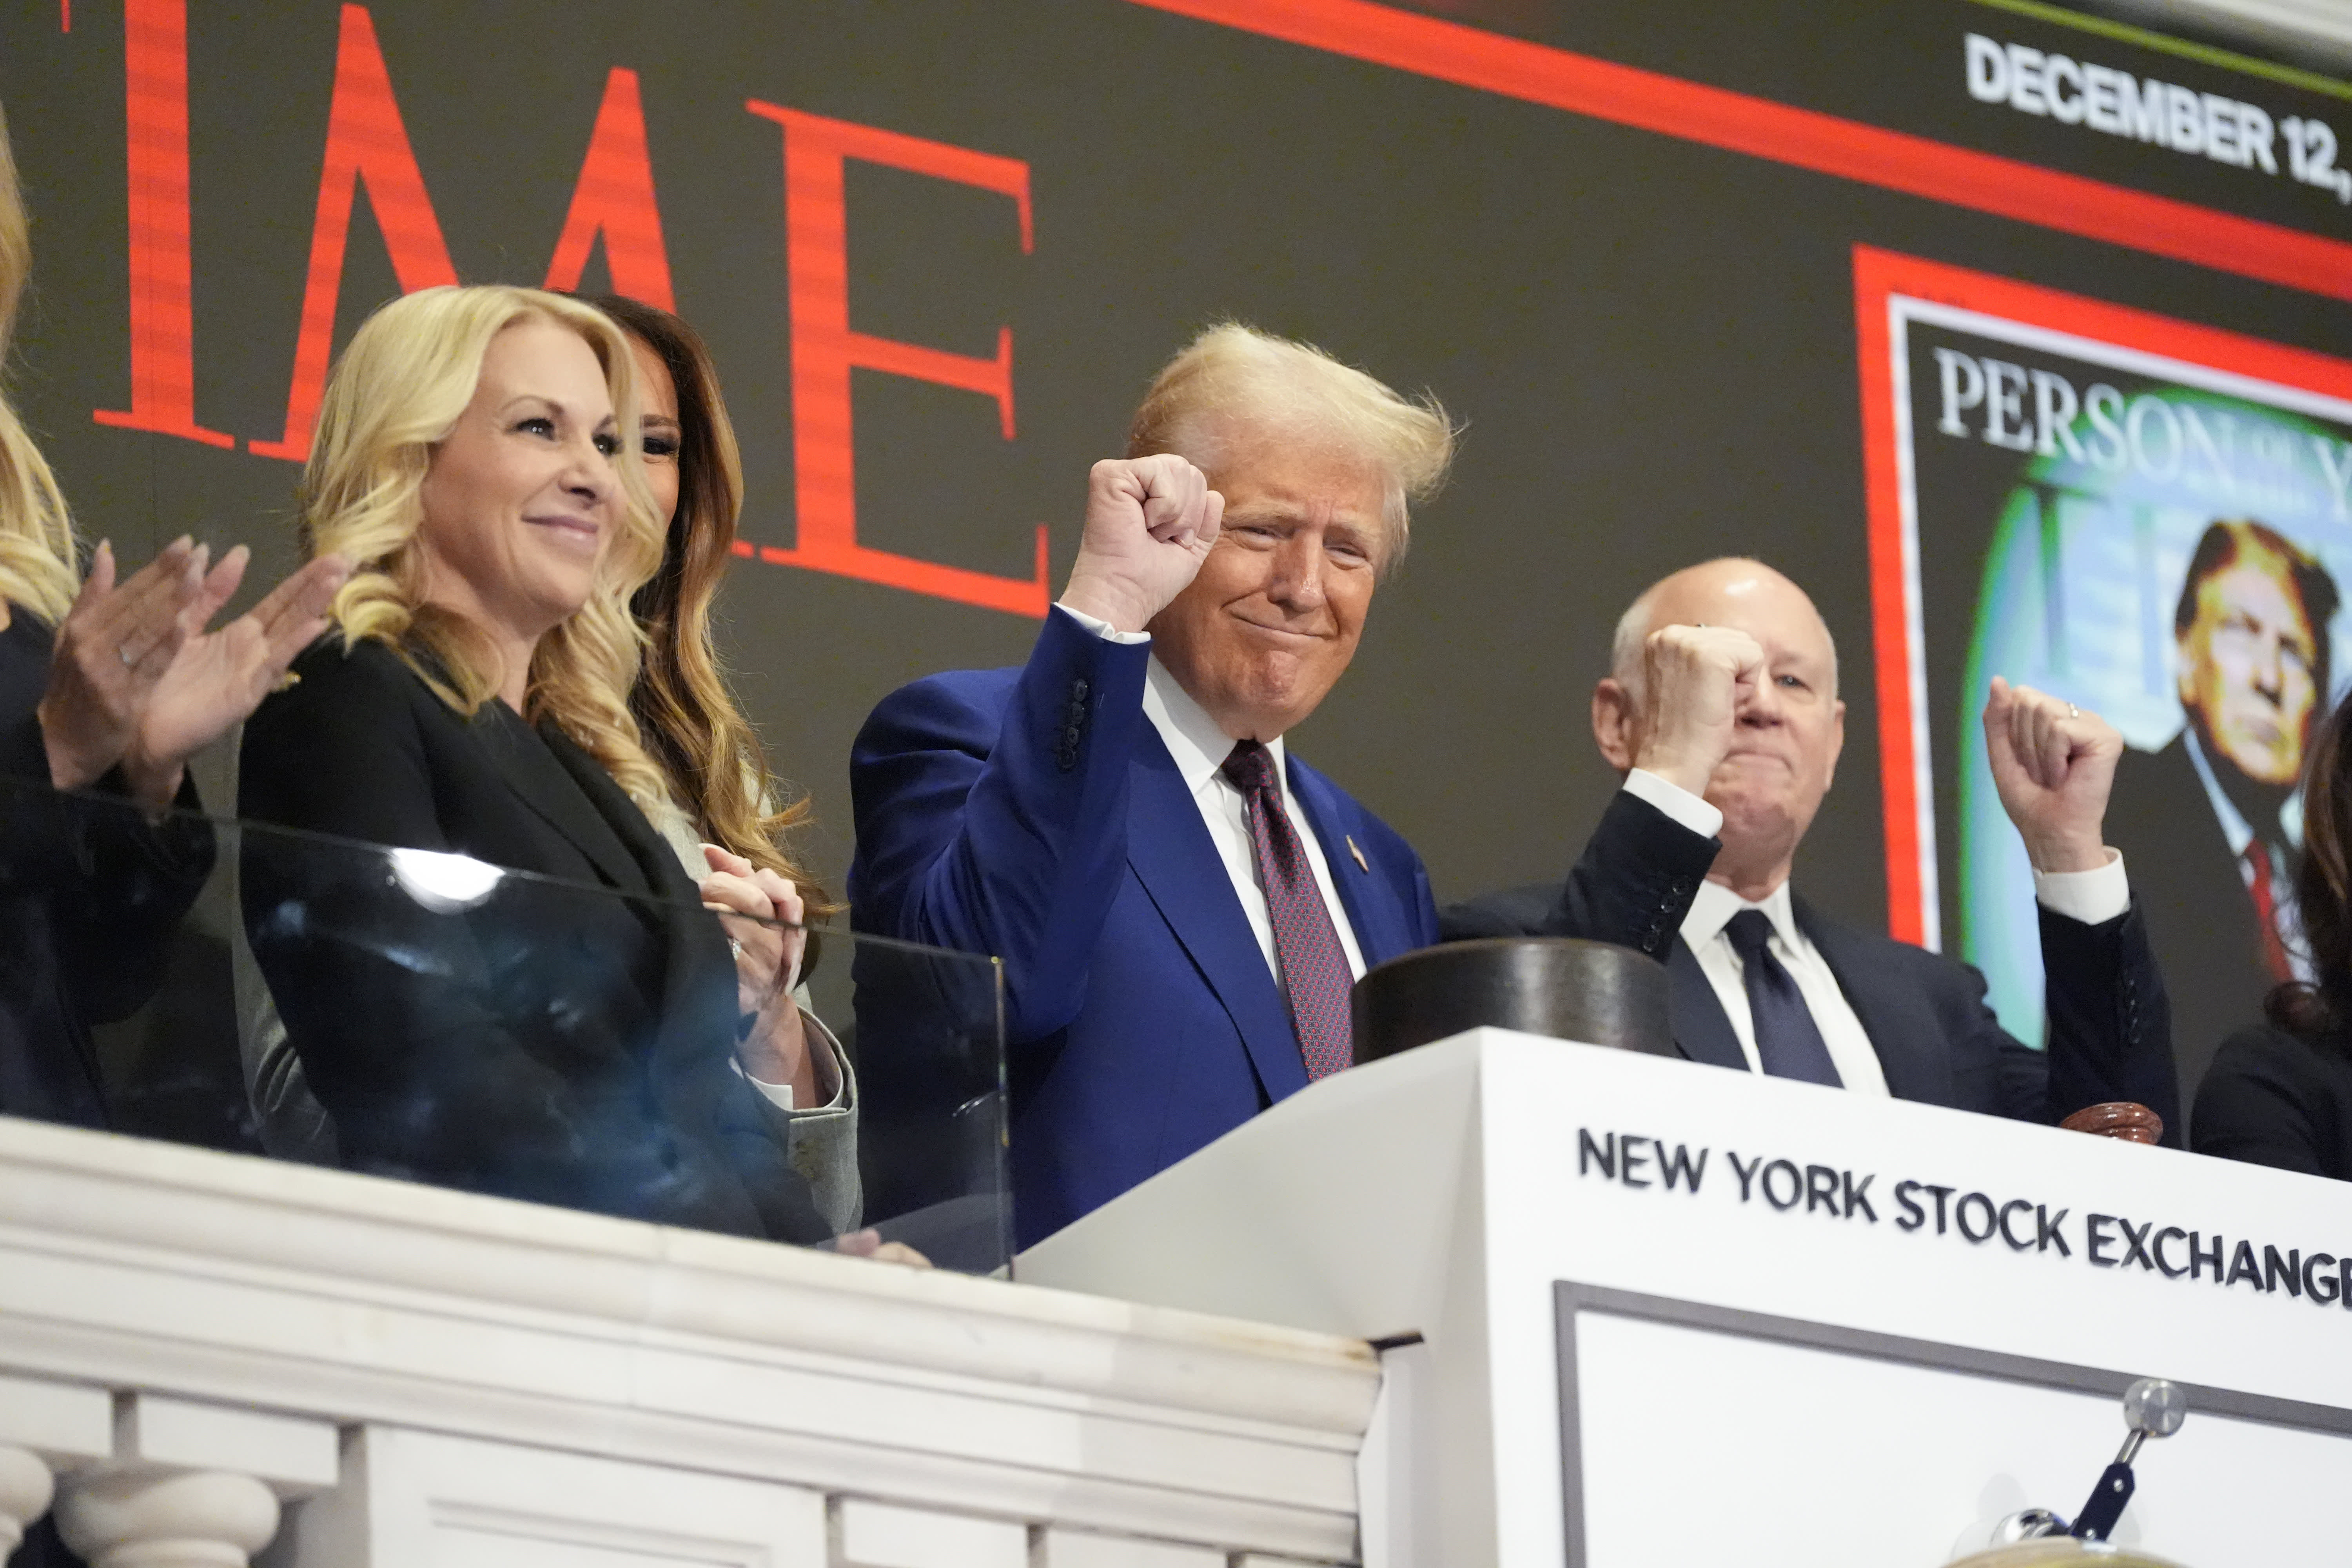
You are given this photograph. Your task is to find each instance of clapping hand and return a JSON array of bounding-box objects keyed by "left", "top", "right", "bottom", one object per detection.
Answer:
[
  {"left": 38, "top": 537, "right": 208, "bottom": 795},
  {"left": 1983, "top": 676, "right": 2120, "bottom": 874},
  {"left": 40, "top": 540, "right": 349, "bottom": 814},
  {"left": 1057, "top": 454, "right": 1225, "bottom": 635},
  {"left": 124, "top": 548, "right": 351, "bottom": 810}
]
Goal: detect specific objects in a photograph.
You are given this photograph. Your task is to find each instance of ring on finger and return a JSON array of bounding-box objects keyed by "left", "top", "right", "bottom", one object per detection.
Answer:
[
  {"left": 729, "top": 937, "right": 744, "bottom": 960},
  {"left": 2066, "top": 702, "right": 2080, "bottom": 719}
]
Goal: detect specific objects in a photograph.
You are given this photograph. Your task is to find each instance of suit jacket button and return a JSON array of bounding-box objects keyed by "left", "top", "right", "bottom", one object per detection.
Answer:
[
  {"left": 1671, "top": 877, "right": 1694, "bottom": 896},
  {"left": 1072, "top": 677, "right": 1090, "bottom": 702}
]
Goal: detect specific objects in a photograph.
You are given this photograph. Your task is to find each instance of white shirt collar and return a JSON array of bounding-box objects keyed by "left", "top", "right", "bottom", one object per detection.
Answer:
[
  {"left": 1143, "top": 657, "right": 1286, "bottom": 795},
  {"left": 1684, "top": 876, "right": 1800, "bottom": 953}
]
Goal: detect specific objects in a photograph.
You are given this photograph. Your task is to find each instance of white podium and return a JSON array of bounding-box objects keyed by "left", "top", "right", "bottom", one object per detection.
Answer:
[{"left": 1018, "top": 1030, "right": 2352, "bottom": 1568}]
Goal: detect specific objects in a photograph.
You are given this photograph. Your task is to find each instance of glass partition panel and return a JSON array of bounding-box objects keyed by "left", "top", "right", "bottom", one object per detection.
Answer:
[{"left": 0, "top": 775, "right": 1008, "bottom": 1275}]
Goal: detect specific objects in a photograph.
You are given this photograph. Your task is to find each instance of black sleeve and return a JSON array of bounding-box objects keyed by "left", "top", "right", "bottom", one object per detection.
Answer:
[
  {"left": 2036, "top": 899, "right": 2181, "bottom": 1141},
  {"left": 1439, "top": 883, "right": 1557, "bottom": 941},
  {"left": 50, "top": 773, "right": 214, "bottom": 1026},
  {"left": 2191, "top": 1027, "right": 2343, "bottom": 1178},
  {"left": 1442, "top": 789, "right": 1718, "bottom": 962},
  {"left": 0, "top": 693, "right": 214, "bottom": 1029}
]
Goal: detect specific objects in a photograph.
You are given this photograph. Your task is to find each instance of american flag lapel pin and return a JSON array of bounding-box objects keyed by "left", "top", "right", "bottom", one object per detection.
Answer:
[{"left": 1346, "top": 834, "right": 1369, "bottom": 873}]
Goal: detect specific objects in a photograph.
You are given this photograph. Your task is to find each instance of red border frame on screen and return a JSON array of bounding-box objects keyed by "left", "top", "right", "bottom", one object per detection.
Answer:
[
  {"left": 1134, "top": 0, "right": 2352, "bottom": 943},
  {"left": 1129, "top": 0, "right": 2352, "bottom": 304},
  {"left": 1853, "top": 245, "right": 2352, "bottom": 945}
]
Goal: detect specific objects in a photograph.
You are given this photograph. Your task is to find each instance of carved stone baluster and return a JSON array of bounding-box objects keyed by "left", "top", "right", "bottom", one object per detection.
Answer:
[
  {"left": 53, "top": 1467, "right": 281, "bottom": 1568},
  {"left": 0, "top": 1372, "right": 112, "bottom": 1554},
  {"left": 0, "top": 1445, "right": 57, "bottom": 1557}
]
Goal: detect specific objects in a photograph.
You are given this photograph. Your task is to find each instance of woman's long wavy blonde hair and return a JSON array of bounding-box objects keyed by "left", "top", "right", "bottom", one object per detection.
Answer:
[
  {"left": 0, "top": 103, "right": 79, "bottom": 627},
  {"left": 302, "top": 285, "right": 670, "bottom": 811},
  {"left": 588, "top": 294, "right": 828, "bottom": 908}
]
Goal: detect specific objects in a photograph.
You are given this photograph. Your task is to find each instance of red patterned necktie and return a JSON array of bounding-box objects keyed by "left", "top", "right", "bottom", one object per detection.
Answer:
[
  {"left": 2243, "top": 842, "right": 2294, "bottom": 983},
  {"left": 1221, "top": 740, "right": 1356, "bottom": 1080}
]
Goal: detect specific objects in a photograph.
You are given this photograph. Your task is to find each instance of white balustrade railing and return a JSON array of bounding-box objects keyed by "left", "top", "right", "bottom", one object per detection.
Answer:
[{"left": 0, "top": 1117, "right": 1377, "bottom": 1568}]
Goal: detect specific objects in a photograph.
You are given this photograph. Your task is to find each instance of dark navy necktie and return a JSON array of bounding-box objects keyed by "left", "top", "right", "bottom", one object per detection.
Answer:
[
  {"left": 1221, "top": 740, "right": 1355, "bottom": 1080},
  {"left": 1724, "top": 908, "right": 1842, "bottom": 1087}
]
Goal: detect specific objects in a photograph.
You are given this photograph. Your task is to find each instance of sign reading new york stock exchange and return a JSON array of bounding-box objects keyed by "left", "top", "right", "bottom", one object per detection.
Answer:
[{"left": 1577, "top": 1127, "right": 2352, "bottom": 1310}]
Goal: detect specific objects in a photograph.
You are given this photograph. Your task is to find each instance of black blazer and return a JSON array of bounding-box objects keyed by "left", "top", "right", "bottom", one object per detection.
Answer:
[
  {"left": 238, "top": 635, "right": 827, "bottom": 1243},
  {"left": 0, "top": 611, "right": 212, "bottom": 1130},
  {"left": 2192, "top": 1024, "right": 2352, "bottom": 1180},
  {"left": 1443, "top": 790, "right": 2182, "bottom": 1137}
]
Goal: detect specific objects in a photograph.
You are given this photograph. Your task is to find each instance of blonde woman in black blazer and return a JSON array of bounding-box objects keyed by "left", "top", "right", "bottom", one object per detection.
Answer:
[{"left": 237, "top": 285, "right": 828, "bottom": 1243}]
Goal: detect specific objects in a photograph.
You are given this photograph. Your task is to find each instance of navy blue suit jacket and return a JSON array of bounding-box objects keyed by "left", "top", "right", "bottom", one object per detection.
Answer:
[
  {"left": 1443, "top": 791, "right": 2182, "bottom": 1139},
  {"left": 849, "top": 610, "right": 1440, "bottom": 1244}
]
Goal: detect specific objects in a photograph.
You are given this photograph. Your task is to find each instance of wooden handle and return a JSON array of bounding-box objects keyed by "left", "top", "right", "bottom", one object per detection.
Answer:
[{"left": 2061, "top": 1102, "right": 2164, "bottom": 1145}]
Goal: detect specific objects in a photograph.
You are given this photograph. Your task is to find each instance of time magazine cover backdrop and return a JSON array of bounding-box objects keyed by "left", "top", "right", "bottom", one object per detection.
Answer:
[{"left": 7, "top": 0, "right": 2352, "bottom": 1114}]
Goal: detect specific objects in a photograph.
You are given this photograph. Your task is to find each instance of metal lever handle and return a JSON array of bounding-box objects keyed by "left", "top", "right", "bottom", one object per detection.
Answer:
[
  {"left": 2070, "top": 1461, "right": 2136, "bottom": 1541},
  {"left": 2068, "top": 1378, "right": 2185, "bottom": 1542}
]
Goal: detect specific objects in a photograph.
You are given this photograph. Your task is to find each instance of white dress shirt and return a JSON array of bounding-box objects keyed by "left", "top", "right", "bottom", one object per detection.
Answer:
[
  {"left": 1058, "top": 604, "right": 1368, "bottom": 985},
  {"left": 1624, "top": 767, "right": 2132, "bottom": 1087}
]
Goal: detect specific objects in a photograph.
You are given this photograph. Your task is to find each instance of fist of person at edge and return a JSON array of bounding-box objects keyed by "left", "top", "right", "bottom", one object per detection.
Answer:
[
  {"left": 1983, "top": 676, "right": 2120, "bottom": 875},
  {"left": 1629, "top": 623, "right": 1767, "bottom": 797},
  {"left": 1057, "top": 454, "right": 1225, "bottom": 635}
]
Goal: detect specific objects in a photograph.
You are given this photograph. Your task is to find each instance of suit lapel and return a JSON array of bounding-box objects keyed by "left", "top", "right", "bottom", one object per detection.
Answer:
[
  {"left": 1123, "top": 727, "right": 1309, "bottom": 1104},
  {"left": 1667, "top": 937, "right": 1750, "bottom": 1071},
  {"left": 1795, "top": 896, "right": 1953, "bottom": 1104},
  {"left": 537, "top": 721, "right": 700, "bottom": 904},
  {"left": 1287, "top": 759, "right": 1407, "bottom": 966},
  {"left": 472, "top": 706, "right": 647, "bottom": 895}
]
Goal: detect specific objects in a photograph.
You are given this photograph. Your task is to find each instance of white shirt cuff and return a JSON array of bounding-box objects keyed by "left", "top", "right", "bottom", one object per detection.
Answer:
[
  {"left": 1622, "top": 768, "right": 1725, "bottom": 839},
  {"left": 2032, "top": 848, "right": 2129, "bottom": 926},
  {"left": 1055, "top": 603, "right": 1151, "bottom": 645}
]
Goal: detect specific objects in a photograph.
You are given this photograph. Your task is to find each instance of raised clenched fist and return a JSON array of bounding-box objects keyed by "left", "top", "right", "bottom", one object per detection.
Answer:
[
  {"left": 1056, "top": 454, "right": 1225, "bottom": 635},
  {"left": 1630, "top": 623, "right": 1767, "bottom": 797},
  {"left": 1983, "top": 676, "right": 2120, "bottom": 874}
]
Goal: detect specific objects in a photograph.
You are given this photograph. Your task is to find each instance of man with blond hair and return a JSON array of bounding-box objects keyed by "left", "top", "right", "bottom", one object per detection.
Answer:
[{"left": 850, "top": 326, "right": 1459, "bottom": 1242}]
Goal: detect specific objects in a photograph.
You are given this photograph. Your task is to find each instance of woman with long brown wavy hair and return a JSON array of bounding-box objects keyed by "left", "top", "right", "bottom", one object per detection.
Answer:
[
  {"left": 589, "top": 292, "right": 858, "bottom": 1229},
  {"left": 592, "top": 295, "right": 823, "bottom": 896},
  {"left": 2196, "top": 684, "right": 2352, "bottom": 1178}
]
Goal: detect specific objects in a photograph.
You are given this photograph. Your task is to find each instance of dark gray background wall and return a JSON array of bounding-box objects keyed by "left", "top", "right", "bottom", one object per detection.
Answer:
[{"left": 5, "top": 0, "right": 2348, "bottom": 940}]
